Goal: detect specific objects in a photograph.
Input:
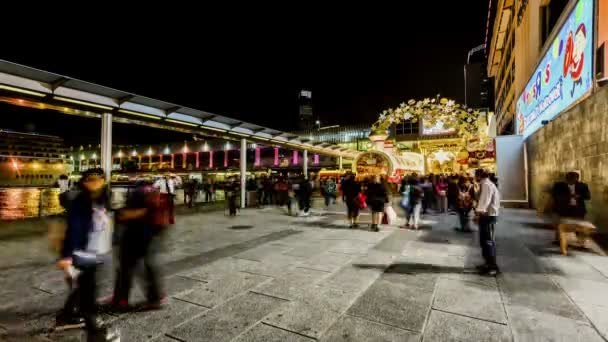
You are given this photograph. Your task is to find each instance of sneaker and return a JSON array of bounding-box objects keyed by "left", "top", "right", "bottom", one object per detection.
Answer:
[
  {"left": 55, "top": 314, "right": 85, "bottom": 331},
  {"left": 480, "top": 267, "right": 501, "bottom": 277},
  {"left": 87, "top": 327, "right": 121, "bottom": 342},
  {"left": 400, "top": 224, "right": 410, "bottom": 229}
]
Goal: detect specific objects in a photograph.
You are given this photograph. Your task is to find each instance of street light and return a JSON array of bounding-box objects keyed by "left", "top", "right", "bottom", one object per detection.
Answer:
[{"left": 315, "top": 120, "right": 321, "bottom": 131}]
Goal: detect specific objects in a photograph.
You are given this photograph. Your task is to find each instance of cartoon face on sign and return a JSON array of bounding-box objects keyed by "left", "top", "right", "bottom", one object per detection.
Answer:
[
  {"left": 517, "top": 112, "right": 525, "bottom": 135},
  {"left": 563, "top": 23, "right": 587, "bottom": 96}
]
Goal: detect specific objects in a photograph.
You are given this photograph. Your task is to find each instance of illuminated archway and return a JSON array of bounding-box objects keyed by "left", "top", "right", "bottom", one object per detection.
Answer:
[{"left": 371, "top": 97, "right": 484, "bottom": 139}]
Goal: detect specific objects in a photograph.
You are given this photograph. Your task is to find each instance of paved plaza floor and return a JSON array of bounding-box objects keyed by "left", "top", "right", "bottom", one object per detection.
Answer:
[{"left": 1, "top": 201, "right": 607, "bottom": 341}]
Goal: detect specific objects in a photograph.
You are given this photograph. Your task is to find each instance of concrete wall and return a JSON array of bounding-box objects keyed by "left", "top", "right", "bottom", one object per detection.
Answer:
[
  {"left": 496, "top": 135, "right": 527, "bottom": 203},
  {"left": 527, "top": 86, "right": 608, "bottom": 232}
]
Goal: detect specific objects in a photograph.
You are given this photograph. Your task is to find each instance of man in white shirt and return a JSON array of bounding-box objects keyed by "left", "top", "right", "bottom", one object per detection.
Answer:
[
  {"left": 475, "top": 169, "right": 500, "bottom": 276},
  {"left": 153, "top": 175, "right": 176, "bottom": 224}
]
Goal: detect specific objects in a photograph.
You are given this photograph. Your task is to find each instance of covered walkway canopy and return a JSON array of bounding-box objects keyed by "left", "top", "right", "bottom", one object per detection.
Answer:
[{"left": 0, "top": 60, "right": 359, "bottom": 159}]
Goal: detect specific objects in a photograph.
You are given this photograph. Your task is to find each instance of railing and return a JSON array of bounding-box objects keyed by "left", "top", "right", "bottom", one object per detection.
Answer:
[{"left": 0, "top": 187, "right": 226, "bottom": 220}]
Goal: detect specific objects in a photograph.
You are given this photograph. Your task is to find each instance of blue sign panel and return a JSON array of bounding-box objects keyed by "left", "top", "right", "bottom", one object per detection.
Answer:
[{"left": 516, "top": 0, "right": 594, "bottom": 138}]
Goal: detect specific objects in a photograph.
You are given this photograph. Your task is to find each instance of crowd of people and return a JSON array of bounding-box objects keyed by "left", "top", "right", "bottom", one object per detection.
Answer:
[{"left": 49, "top": 167, "right": 508, "bottom": 341}]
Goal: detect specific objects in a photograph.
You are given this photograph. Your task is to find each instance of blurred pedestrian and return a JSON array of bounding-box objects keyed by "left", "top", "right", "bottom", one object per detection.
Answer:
[
  {"left": 435, "top": 176, "right": 448, "bottom": 213},
  {"left": 56, "top": 168, "right": 118, "bottom": 341},
  {"left": 323, "top": 177, "right": 338, "bottom": 208},
  {"left": 365, "top": 175, "right": 388, "bottom": 232},
  {"left": 341, "top": 172, "right": 361, "bottom": 228},
  {"left": 111, "top": 179, "right": 168, "bottom": 311},
  {"left": 455, "top": 176, "right": 475, "bottom": 232},
  {"left": 226, "top": 177, "right": 240, "bottom": 216},
  {"left": 297, "top": 176, "right": 313, "bottom": 216},
  {"left": 154, "top": 175, "right": 176, "bottom": 224},
  {"left": 402, "top": 176, "right": 423, "bottom": 230}
]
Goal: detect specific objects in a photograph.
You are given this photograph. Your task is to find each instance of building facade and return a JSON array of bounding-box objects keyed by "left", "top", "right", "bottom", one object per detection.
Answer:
[{"left": 488, "top": 0, "right": 608, "bottom": 230}]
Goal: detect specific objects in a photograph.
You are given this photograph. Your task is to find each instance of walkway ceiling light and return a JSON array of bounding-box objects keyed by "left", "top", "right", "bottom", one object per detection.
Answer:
[
  {"left": 165, "top": 118, "right": 199, "bottom": 127},
  {"left": 118, "top": 109, "right": 161, "bottom": 120},
  {"left": 54, "top": 96, "right": 113, "bottom": 110},
  {"left": 202, "top": 126, "right": 227, "bottom": 133},
  {"left": 230, "top": 131, "right": 250, "bottom": 137},
  {"left": 0, "top": 84, "right": 46, "bottom": 97}
]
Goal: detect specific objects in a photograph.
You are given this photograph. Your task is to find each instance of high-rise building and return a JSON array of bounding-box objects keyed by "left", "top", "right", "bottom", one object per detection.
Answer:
[
  {"left": 465, "top": 45, "right": 495, "bottom": 111},
  {"left": 297, "top": 89, "right": 314, "bottom": 130}
]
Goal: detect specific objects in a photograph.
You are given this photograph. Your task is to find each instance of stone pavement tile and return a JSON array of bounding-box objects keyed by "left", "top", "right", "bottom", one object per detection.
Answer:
[
  {"left": 577, "top": 303, "right": 608, "bottom": 339},
  {"left": 180, "top": 257, "right": 260, "bottom": 282},
  {"left": 318, "top": 264, "right": 384, "bottom": 293},
  {"left": 164, "top": 275, "right": 207, "bottom": 297},
  {"left": 239, "top": 259, "right": 295, "bottom": 278},
  {"left": 328, "top": 240, "right": 375, "bottom": 256},
  {"left": 372, "top": 229, "right": 419, "bottom": 254},
  {"left": 432, "top": 278, "right": 507, "bottom": 324},
  {"left": 538, "top": 255, "right": 608, "bottom": 282},
  {"left": 579, "top": 255, "right": 608, "bottom": 279},
  {"left": 167, "top": 292, "right": 286, "bottom": 342},
  {"left": 496, "top": 255, "right": 544, "bottom": 274},
  {"left": 498, "top": 273, "right": 586, "bottom": 321},
  {"left": 506, "top": 304, "right": 604, "bottom": 342},
  {"left": 232, "top": 323, "right": 314, "bottom": 342},
  {"left": 261, "top": 284, "right": 362, "bottom": 339},
  {"left": 347, "top": 278, "right": 434, "bottom": 332},
  {"left": 440, "top": 272, "right": 498, "bottom": 288},
  {"left": 113, "top": 298, "right": 207, "bottom": 341},
  {"left": 263, "top": 299, "right": 344, "bottom": 339},
  {"left": 235, "top": 244, "right": 294, "bottom": 262},
  {"left": 175, "top": 272, "right": 271, "bottom": 308},
  {"left": 320, "top": 315, "right": 420, "bottom": 342},
  {"left": 296, "top": 285, "right": 360, "bottom": 313},
  {"left": 552, "top": 276, "right": 608, "bottom": 308},
  {"left": 422, "top": 310, "right": 510, "bottom": 342},
  {"left": 296, "top": 252, "right": 354, "bottom": 273},
  {"left": 253, "top": 268, "right": 329, "bottom": 300}
]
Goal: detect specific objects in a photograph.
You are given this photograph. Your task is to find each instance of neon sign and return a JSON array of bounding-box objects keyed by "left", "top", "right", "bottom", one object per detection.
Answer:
[{"left": 516, "top": 0, "right": 593, "bottom": 138}]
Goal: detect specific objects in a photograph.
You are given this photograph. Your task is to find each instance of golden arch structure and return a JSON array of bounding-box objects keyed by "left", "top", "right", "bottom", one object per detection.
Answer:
[{"left": 355, "top": 97, "right": 495, "bottom": 181}]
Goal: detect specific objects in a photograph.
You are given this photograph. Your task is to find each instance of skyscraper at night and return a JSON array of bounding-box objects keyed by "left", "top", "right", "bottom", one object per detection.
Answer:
[{"left": 297, "top": 89, "right": 314, "bottom": 130}]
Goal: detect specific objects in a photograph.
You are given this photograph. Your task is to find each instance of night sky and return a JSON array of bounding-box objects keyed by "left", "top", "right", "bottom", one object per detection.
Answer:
[{"left": 2, "top": 2, "right": 489, "bottom": 139}]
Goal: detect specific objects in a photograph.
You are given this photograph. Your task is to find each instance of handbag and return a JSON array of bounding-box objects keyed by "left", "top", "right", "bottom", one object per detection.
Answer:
[{"left": 358, "top": 193, "right": 368, "bottom": 209}]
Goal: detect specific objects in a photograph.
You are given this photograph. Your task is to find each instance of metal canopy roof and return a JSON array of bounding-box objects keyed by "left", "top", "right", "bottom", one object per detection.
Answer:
[{"left": 0, "top": 60, "right": 359, "bottom": 159}]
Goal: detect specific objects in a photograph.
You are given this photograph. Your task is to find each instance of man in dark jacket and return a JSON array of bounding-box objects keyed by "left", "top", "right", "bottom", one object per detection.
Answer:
[{"left": 552, "top": 172, "right": 591, "bottom": 219}]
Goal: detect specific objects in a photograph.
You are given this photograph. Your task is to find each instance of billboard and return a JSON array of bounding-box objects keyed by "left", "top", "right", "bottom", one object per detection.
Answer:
[
  {"left": 422, "top": 116, "right": 457, "bottom": 135},
  {"left": 516, "top": 0, "right": 594, "bottom": 138}
]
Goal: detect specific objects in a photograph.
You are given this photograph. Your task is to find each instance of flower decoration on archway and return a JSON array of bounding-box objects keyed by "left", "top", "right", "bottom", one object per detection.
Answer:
[{"left": 372, "top": 98, "right": 484, "bottom": 139}]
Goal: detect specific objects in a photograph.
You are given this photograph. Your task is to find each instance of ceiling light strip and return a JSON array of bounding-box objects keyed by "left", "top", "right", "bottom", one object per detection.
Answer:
[
  {"left": 0, "top": 84, "right": 46, "bottom": 97},
  {"left": 54, "top": 96, "right": 113, "bottom": 110}
]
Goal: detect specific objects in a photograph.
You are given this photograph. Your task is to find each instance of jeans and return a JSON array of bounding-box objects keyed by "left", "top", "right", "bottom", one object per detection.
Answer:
[
  {"left": 299, "top": 195, "right": 311, "bottom": 213},
  {"left": 438, "top": 195, "right": 448, "bottom": 213},
  {"left": 115, "top": 226, "right": 163, "bottom": 304},
  {"left": 458, "top": 208, "right": 472, "bottom": 231},
  {"left": 478, "top": 215, "right": 498, "bottom": 268},
  {"left": 324, "top": 194, "right": 335, "bottom": 207},
  {"left": 406, "top": 203, "right": 421, "bottom": 227}
]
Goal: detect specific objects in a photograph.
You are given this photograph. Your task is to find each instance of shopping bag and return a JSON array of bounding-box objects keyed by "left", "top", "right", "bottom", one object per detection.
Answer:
[
  {"left": 400, "top": 195, "right": 409, "bottom": 210},
  {"left": 385, "top": 206, "right": 398, "bottom": 225}
]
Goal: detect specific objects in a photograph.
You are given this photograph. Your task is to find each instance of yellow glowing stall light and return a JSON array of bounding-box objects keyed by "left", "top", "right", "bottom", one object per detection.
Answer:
[
  {"left": 201, "top": 126, "right": 227, "bottom": 133},
  {"left": 0, "top": 84, "right": 46, "bottom": 97},
  {"left": 118, "top": 109, "right": 162, "bottom": 120},
  {"left": 54, "top": 96, "right": 113, "bottom": 110},
  {"left": 165, "top": 118, "right": 199, "bottom": 127}
]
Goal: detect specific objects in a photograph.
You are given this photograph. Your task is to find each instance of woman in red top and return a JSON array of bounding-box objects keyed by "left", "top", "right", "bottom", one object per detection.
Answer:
[{"left": 435, "top": 176, "right": 448, "bottom": 213}]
